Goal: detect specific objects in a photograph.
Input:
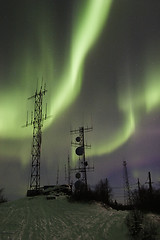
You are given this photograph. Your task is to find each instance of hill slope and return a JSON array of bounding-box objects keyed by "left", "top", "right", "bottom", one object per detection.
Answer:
[{"left": 0, "top": 196, "right": 129, "bottom": 240}]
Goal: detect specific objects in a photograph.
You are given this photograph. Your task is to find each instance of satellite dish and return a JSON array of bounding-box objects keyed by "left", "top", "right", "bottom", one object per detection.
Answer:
[
  {"left": 75, "top": 172, "right": 81, "bottom": 179},
  {"left": 85, "top": 161, "right": 88, "bottom": 166},
  {"left": 75, "top": 147, "right": 84, "bottom": 156},
  {"left": 76, "top": 136, "right": 81, "bottom": 142},
  {"left": 75, "top": 180, "right": 84, "bottom": 190}
]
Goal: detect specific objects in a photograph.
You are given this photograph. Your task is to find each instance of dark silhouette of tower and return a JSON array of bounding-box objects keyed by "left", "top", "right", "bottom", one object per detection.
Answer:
[
  {"left": 123, "top": 160, "right": 132, "bottom": 205},
  {"left": 65, "top": 155, "right": 71, "bottom": 186},
  {"left": 67, "top": 155, "right": 71, "bottom": 185},
  {"left": 148, "top": 171, "right": 153, "bottom": 194},
  {"left": 26, "top": 84, "right": 47, "bottom": 196},
  {"left": 137, "top": 178, "right": 141, "bottom": 195},
  {"left": 71, "top": 126, "right": 94, "bottom": 189},
  {"left": 146, "top": 171, "right": 153, "bottom": 195}
]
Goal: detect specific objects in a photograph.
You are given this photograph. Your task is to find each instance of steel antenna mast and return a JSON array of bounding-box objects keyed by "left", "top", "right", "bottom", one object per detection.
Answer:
[
  {"left": 71, "top": 126, "right": 94, "bottom": 189},
  {"left": 123, "top": 160, "right": 132, "bottom": 205},
  {"left": 67, "top": 154, "right": 71, "bottom": 186},
  {"left": 25, "top": 83, "right": 47, "bottom": 196}
]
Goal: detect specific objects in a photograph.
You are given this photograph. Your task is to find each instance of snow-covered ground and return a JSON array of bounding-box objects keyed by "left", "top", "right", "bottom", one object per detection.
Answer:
[{"left": 0, "top": 196, "right": 159, "bottom": 240}]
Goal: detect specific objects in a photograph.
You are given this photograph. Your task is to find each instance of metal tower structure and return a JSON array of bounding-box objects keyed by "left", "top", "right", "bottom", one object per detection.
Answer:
[
  {"left": 137, "top": 178, "right": 141, "bottom": 195},
  {"left": 68, "top": 155, "right": 71, "bottom": 186},
  {"left": 26, "top": 84, "right": 47, "bottom": 196},
  {"left": 146, "top": 171, "right": 153, "bottom": 195},
  {"left": 65, "top": 155, "right": 71, "bottom": 186},
  {"left": 71, "top": 126, "right": 94, "bottom": 189},
  {"left": 123, "top": 160, "right": 132, "bottom": 205}
]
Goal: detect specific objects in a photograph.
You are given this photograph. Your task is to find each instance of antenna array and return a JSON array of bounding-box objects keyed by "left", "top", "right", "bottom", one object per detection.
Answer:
[{"left": 70, "top": 126, "right": 94, "bottom": 190}]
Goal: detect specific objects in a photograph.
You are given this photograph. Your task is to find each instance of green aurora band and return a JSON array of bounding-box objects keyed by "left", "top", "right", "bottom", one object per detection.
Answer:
[
  {"left": 50, "top": 0, "right": 113, "bottom": 124},
  {"left": 91, "top": 64, "right": 160, "bottom": 158},
  {"left": 0, "top": 0, "right": 112, "bottom": 140}
]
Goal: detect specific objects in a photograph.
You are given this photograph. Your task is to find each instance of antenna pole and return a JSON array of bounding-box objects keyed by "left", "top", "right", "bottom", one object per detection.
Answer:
[
  {"left": 68, "top": 155, "right": 71, "bottom": 186},
  {"left": 123, "top": 160, "right": 132, "bottom": 205},
  {"left": 70, "top": 126, "right": 94, "bottom": 190},
  {"left": 65, "top": 164, "right": 67, "bottom": 181},
  {"left": 148, "top": 171, "right": 153, "bottom": 194},
  {"left": 80, "top": 127, "right": 87, "bottom": 187}
]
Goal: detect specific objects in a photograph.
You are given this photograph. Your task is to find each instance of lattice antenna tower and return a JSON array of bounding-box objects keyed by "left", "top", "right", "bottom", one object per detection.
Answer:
[
  {"left": 65, "top": 155, "right": 71, "bottom": 185},
  {"left": 67, "top": 154, "right": 71, "bottom": 185},
  {"left": 25, "top": 83, "right": 47, "bottom": 196},
  {"left": 145, "top": 171, "right": 153, "bottom": 195},
  {"left": 123, "top": 160, "right": 132, "bottom": 205},
  {"left": 70, "top": 126, "right": 94, "bottom": 189}
]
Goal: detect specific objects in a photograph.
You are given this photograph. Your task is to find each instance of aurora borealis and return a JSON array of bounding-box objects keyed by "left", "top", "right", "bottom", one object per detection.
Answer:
[
  {"left": 0, "top": 0, "right": 160, "bottom": 200},
  {"left": 0, "top": 0, "right": 112, "bottom": 139}
]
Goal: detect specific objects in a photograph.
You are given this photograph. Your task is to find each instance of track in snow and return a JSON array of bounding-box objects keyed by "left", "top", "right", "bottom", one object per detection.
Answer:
[{"left": 0, "top": 196, "right": 128, "bottom": 240}]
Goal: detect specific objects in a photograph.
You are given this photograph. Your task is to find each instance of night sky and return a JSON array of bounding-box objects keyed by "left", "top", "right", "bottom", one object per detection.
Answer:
[{"left": 0, "top": 0, "right": 160, "bottom": 201}]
